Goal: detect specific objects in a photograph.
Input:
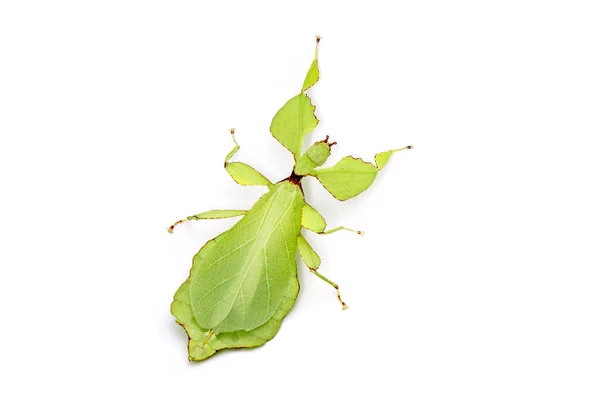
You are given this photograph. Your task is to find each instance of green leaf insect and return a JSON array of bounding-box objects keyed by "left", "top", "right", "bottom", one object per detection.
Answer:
[{"left": 169, "top": 36, "right": 412, "bottom": 361}]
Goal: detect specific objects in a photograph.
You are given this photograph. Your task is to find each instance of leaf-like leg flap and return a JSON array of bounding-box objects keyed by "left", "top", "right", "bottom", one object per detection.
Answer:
[
  {"left": 374, "top": 145, "right": 413, "bottom": 170},
  {"left": 270, "top": 38, "right": 321, "bottom": 158},
  {"left": 297, "top": 235, "right": 321, "bottom": 269},
  {"left": 301, "top": 203, "right": 326, "bottom": 233},
  {"left": 225, "top": 129, "right": 272, "bottom": 187},
  {"left": 270, "top": 94, "right": 318, "bottom": 158},
  {"left": 168, "top": 209, "right": 247, "bottom": 233},
  {"left": 311, "top": 145, "right": 412, "bottom": 201},
  {"left": 301, "top": 203, "right": 362, "bottom": 235},
  {"left": 301, "top": 36, "right": 320, "bottom": 92},
  {"left": 225, "top": 162, "right": 272, "bottom": 187}
]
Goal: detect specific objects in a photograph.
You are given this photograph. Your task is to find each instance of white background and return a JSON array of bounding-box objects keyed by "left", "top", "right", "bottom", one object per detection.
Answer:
[{"left": 1, "top": 1, "right": 599, "bottom": 398}]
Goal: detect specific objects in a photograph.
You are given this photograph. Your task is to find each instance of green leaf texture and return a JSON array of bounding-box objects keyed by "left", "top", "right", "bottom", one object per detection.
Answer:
[
  {"left": 270, "top": 38, "right": 321, "bottom": 158},
  {"left": 302, "top": 36, "right": 320, "bottom": 91},
  {"left": 312, "top": 156, "right": 379, "bottom": 200},
  {"left": 297, "top": 235, "right": 321, "bottom": 269},
  {"left": 188, "top": 182, "right": 304, "bottom": 332},
  {"left": 301, "top": 203, "right": 326, "bottom": 233},
  {"left": 270, "top": 94, "right": 318, "bottom": 157},
  {"left": 225, "top": 162, "right": 272, "bottom": 186},
  {"left": 171, "top": 255, "right": 299, "bottom": 361}
]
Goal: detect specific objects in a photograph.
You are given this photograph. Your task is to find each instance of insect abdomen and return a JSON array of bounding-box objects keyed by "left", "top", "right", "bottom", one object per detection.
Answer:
[{"left": 189, "top": 181, "right": 304, "bottom": 332}]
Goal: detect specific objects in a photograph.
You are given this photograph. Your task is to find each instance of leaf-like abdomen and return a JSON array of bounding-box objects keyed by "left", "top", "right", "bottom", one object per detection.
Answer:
[{"left": 189, "top": 181, "right": 304, "bottom": 332}]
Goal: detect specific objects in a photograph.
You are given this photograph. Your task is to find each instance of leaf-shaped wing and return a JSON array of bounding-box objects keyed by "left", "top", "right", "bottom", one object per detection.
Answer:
[
  {"left": 270, "top": 94, "right": 318, "bottom": 157},
  {"left": 171, "top": 245, "right": 299, "bottom": 361},
  {"left": 188, "top": 181, "right": 304, "bottom": 332},
  {"left": 312, "top": 156, "right": 378, "bottom": 201},
  {"left": 297, "top": 235, "right": 321, "bottom": 269}
]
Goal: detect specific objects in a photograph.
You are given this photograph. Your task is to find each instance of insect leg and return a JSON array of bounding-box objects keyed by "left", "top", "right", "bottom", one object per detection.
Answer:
[
  {"left": 309, "top": 269, "right": 348, "bottom": 310},
  {"left": 319, "top": 226, "right": 364, "bottom": 236},
  {"left": 374, "top": 145, "right": 413, "bottom": 170},
  {"left": 224, "top": 129, "right": 272, "bottom": 187},
  {"left": 168, "top": 209, "right": 247, "bottom": 233},
  {"left": 301, "top": 203, "right": 326, "bottom": 232},
  {"left": 224, "top": 128, "right": 240, "bottom": 163},
  {"left": 302, "top": 203, "right": 363, "bottom": 236},
  {"left": 298, "top": 235, "right": 348, "bottom": 310}
]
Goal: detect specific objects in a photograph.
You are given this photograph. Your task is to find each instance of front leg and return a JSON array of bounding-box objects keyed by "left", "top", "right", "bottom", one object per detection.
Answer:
[
  {"left": 224, "top": 128, "right": 272, "bottom": 187},
  {"left": 168, "top": 209, "right": 247, "bottom": 233}
]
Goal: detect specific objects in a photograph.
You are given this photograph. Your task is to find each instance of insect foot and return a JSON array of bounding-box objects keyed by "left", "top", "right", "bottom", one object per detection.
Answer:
[{"left": 169, "top": 37, "right": 411, "bottom": 361}]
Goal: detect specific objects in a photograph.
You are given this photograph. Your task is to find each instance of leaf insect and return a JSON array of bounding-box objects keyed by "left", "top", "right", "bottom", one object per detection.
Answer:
[{"left": 169, "top": 37, "right": 412, "bottom": 361}]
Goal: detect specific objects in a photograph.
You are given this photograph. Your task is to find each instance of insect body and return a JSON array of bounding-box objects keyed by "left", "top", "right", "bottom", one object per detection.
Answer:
[{"left": 170, "top": 37, "right": 411, "bottom": 361}]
